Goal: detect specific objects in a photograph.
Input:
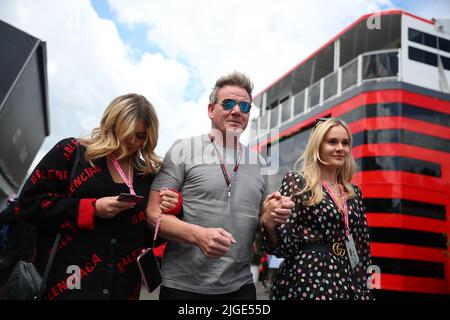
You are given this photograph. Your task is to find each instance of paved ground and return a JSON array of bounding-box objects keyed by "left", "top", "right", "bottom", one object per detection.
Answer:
[{"left": 140, "top": 280, "right": 270, "bottom": 300}]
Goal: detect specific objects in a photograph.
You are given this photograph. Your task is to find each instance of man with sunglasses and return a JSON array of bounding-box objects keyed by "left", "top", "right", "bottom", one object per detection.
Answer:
[{"left": 146, "top": 71, "right": 293, "bottom": 300}]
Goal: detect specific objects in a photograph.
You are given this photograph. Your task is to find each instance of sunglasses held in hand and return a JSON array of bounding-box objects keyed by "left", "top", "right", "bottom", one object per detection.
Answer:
[{"left": 218, "top": 99, "right": 252, "bottom": 113}]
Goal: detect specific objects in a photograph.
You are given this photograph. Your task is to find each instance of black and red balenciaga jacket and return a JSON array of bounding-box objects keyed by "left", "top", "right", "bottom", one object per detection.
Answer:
[{"left": 16, "top": 138, "right": 179, "bottom": 300}]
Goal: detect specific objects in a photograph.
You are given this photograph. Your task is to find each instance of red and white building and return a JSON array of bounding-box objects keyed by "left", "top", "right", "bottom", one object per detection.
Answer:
[{"left": 250, "top": 10, "right": 450, "bottom": 299}]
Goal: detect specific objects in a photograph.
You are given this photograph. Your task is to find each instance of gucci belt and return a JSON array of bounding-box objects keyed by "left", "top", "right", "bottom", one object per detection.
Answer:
[
  {"left": 299, "top": 242, "right": 347, "bottom": 257},
  {"left": 331, "top": 242, "right": 346, "bottom": 257}
]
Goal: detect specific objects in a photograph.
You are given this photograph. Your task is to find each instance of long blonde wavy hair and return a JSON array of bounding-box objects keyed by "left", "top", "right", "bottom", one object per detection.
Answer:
[
  {"left": 294, "top": 118, "right": 356, "bottom": 206},
  {"left": 82, "top": 93, "right": 162, "bottom": 175}
]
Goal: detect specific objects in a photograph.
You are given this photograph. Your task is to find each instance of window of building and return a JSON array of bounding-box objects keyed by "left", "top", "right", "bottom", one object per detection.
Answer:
[
  {"left": 293, "top": 91, "right": 305, "bottom": 116},
  {"left": 355, "top": 156, "right": 441, "bottom": 177},
  {"left": 323, "top": 71, "right": 338, "bottom": 101},
  {"left": 408, "top": 46, "right": 438, "bottom": 66},
  {"left": 280, "top": 100, "right": 291, "bottom": 123},
  {"left": 270, "top": 106, "right": 279, "bottom": 128},
  {"left": 440, "top": 55, "right": 450, "bottom": 70},
  {"left": 363, "top": 52, "right": 398, "bottom": 79},
  {"left": 438, "top": 37, "right": 450, "bottom": 53},
  {"left": 341, "top": 59, "right": 358, "bottom": 91},
  {"left": 408, "top": 28, "right": 437, "bottom": 48},
  {"left": 364, "top": 198, "right": 446, "bottom": 220},
  {"left": 308, "top": 81, "right": 321, "bottom": 108}
]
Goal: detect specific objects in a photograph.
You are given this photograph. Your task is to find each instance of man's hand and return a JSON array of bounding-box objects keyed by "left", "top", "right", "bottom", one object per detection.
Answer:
[
  {"left": 193, "top": 227, "right": 237, "bottom": 259},
  {"left": 261, "top": 192, "right": 294, "bottom": 227}
]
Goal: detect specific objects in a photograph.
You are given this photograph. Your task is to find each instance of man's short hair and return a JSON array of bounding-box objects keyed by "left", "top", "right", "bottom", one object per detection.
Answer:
[{"left": 209, "top": 71, "right": 254, "bottom": 104}]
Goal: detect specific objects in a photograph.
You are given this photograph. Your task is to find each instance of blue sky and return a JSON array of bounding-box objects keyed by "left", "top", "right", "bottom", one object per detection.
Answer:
[
  {"left": 90, "top": 0, "right": 450, "bottom": 102},
  {"left": 92, "top": 0, "right": 163, "bottom": 57},
  {"left": 91, "top": 0, "right": 205, "bottom": 101},
  {"left": 0, "top": 0, "right": 449, "bottom": 169}
]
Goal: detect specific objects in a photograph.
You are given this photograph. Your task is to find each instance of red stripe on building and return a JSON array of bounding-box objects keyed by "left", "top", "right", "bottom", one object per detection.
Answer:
[
  {"left": 353, "top": 172, "right": 450, "bottom": 195},
  {"left": 332, "top": 90, "right": 450, "bottom": 117},
  {"left": 378, "top": 274, "right": 448, "bottom": 294},
  {"left": 358, "top": 183, "right": 448, "bottom": 204},
  {"left": 371, "top": 243, "right": 447, "bottom": 263},
  {"left": 367, "top": 213, "right": 447, "bottom": 234},
  {"left": 348, "top": 117, "right": 450, "bottom": 139},
  {"left": 404, "top": 11, "right": 435, "bottom": 25},
  {"left": 352, "top": 143, "right": 450, "bottom": 166}
]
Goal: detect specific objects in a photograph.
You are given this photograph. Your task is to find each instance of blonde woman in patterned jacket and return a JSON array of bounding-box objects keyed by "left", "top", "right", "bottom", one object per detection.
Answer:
[{"left": 260, "top": 118, "right": 373, "bottom": 300}]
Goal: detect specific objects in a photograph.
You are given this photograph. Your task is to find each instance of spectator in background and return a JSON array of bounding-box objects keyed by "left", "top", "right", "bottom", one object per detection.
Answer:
[
  {"left": 267, "top": 254, "right": 284, "bottom": 298},
  {"left": 258, "top": 253, "right": 269, "bottom": 289}
]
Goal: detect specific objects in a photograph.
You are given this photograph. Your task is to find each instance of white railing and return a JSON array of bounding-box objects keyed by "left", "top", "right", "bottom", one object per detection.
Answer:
[{"left": 251, "top": 49, "right": 400, "bottom": 139}]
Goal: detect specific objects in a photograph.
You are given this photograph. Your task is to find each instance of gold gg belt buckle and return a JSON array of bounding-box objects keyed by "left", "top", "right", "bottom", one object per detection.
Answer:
[{"left": 331, "top": 242, "right": 346, "bottom": 257}]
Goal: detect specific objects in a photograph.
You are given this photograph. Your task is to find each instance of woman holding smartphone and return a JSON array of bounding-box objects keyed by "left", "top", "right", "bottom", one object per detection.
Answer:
[{"left": 16, "top": 93, "right": 181, "bottom": 300}]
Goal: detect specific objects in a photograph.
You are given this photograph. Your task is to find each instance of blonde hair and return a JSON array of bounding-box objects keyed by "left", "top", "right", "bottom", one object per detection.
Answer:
[
  {"left": 294, "top": 118, "right": 356, "bottom": 206},
  {"left": 83, "top": 93, "right": 162, "bottom": 174}
]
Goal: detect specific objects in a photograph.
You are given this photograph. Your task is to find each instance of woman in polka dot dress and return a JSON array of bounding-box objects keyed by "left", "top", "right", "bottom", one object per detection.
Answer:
[{"left": 260, "top": 118, "right": 373, "bottom": 300}]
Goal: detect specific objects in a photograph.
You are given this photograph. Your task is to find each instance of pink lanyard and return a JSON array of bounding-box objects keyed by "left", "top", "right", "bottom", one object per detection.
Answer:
[
  {"left": 322, "top": 180, "right": 349, "bottom": 239},
  {"left": 111, "top": 156, "right": 136, "bottom": 195}
]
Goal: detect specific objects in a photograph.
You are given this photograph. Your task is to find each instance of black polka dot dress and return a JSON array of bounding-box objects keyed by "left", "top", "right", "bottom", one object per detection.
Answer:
[{"left": 261, "top": 172, "right": 373, "bottom": 300}]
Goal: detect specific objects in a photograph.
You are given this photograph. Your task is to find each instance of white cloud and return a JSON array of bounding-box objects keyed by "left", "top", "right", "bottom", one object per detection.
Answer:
[
  {"left": 107, "top": 0, "right": 395, "bottom": 94},
  {"left": 0, "top": 0, "right": 206, "bottom": 170},
  {"left": 404, "top": 0, "right": 450, "bottom": 20}
]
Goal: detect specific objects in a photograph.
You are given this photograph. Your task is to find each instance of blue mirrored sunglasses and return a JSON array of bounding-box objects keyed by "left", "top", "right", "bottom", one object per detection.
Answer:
[{"left": 219, "top": 99, "right": 251, "bottom": 113}]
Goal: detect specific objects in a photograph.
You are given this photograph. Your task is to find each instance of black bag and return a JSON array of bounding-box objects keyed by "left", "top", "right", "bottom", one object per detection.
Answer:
[
  {"left": 2, "top": 142, "right": 80, "bottom": 300},
  {"left": 3, "top": 261, "right": 42, "bottom": 300},
  {"left": 2, "top": 233, "right": 61, "bottom": 300}
]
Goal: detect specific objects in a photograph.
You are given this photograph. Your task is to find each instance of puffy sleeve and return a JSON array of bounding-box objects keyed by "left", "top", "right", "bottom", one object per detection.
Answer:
[
  {"left": 16, "top": 138, "right": 95, "bottom": 230},
  {"left": 261, "top": 172, "right": 304, "bottom": 258}
]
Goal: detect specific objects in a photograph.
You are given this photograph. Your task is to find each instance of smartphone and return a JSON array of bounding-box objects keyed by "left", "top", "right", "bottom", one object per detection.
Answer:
[
  {"left": 137, "top": 248, "right": 163, "bottom": 293},
  {"left": 117, "top": 193, "right": 144, "bottom": 204}
]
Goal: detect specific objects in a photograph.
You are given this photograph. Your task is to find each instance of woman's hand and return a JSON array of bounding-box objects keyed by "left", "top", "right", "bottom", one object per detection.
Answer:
[
  {"left": 94, "top": 196, "right": 135, "bottom": 219},
  {"left": 159, "top": 189, "right": 180, "bottom": 213},
  {"left": 261, "top": 192, "right": 294, "bottom": 227}
]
